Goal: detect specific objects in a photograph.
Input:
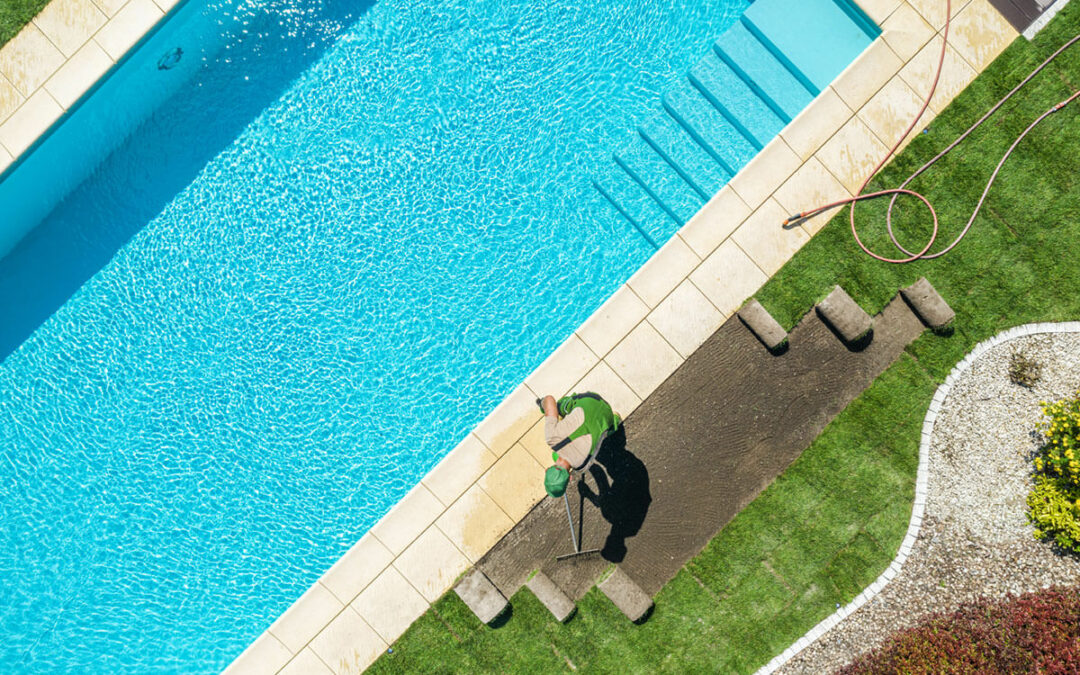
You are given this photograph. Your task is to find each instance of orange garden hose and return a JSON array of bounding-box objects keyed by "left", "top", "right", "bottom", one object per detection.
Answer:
[{"left": 781, "top": 0, "right": 1080, "bottom": 263}]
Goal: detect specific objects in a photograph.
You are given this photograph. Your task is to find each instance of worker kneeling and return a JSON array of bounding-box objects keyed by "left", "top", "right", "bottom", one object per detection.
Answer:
[{"left": 539, "top": 392, "right": 620, "bottom": 498}]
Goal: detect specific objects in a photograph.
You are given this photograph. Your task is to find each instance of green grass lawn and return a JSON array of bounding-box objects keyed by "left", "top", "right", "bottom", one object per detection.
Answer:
[
  {"left": 371, "top": 6, "right": 1080, "bottom": 673},
  {"left": 0, "top": 0, "right": 51, "bottom": 49}
]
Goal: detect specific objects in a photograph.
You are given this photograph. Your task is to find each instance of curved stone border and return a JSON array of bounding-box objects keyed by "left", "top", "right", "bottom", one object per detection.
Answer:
[{"left": 755, "top": 320, "right": 1080, "bottom": 675}]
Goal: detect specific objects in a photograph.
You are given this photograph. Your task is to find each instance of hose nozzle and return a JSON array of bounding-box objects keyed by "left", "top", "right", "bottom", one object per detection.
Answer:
[{"left": 782, "top": 212, "right": 803, "bottom": 226}]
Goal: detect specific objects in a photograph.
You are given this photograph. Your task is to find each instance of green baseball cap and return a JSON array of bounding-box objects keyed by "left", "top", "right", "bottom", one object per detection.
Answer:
[{"left": 544, "top": 465, "right": 569, "bottom": 498}]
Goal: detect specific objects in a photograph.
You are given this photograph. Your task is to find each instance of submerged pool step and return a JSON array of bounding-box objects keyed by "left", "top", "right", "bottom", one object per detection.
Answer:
[
  {"left": 713, "top": 21, "right": 815, "bottom": 123},
  {"left": 594, "top": 0, "right": 878, "bottom": 248},
  {"left": 638, "top": 114, "right": 731, "bottom": 201},
  {"left": 742, "top": 0, "right": 878, "bottom": 93},
  {"left": 592, "top": 166, "right": 675, "bottom": 248},
  {"left": 688, "top": 51, "right": 786, "bottom": 151},
  {"left": 615, "top": 133, "right": 707, "bottom": 225},
  {"left": 671, "top": 67, "right": 769, "bottom": 165}
]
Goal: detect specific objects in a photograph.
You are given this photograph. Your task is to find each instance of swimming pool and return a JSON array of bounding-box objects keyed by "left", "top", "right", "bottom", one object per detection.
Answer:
[{"left": 0, "top": 0, "right": 778, "bottom": 670}]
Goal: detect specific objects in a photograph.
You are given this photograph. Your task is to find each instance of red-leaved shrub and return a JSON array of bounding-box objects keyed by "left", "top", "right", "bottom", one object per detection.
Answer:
[{"left": 839, "top": 586, "right": 1080, "bottom": 674}]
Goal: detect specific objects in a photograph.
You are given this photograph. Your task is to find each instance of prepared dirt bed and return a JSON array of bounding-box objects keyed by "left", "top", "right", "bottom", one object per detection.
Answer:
[{"left": 780, "top": 330, "right": 1080, "bottom": 674}]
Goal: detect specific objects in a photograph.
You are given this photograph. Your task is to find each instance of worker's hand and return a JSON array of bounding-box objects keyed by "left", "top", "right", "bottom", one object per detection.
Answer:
[{"left": 542, "top": 395, "right": 559, "bottom": 418}]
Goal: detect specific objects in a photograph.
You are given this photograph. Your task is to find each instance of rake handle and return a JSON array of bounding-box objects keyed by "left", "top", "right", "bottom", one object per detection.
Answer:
[{"left": 563, "top": 492, "right": 580, "bottom": 553}]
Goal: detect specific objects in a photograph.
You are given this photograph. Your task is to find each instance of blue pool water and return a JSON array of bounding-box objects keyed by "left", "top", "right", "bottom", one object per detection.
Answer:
[{"left": 0, "top": 0, "right": 771, "bottom": 671}]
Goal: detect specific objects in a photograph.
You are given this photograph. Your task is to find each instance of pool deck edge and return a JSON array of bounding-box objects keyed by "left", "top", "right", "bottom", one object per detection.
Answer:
[
  {"left": 0, "top": 0, "right": 181, "bottom": 172},
  {"left": 230, "top": 1, "right": 1018, "bottom": 673}
]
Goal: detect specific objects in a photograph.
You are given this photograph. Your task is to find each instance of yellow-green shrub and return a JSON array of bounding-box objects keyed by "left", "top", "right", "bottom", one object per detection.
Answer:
[
  {"left": 1028, "top": 393, "right": 1080, "bottom": 552},
  {"left": 1028, "top": 475, "right": 1080, "bottom": 551},
  {"left": 1035, "top": 395, "right": 1080, "bottom": 485}
]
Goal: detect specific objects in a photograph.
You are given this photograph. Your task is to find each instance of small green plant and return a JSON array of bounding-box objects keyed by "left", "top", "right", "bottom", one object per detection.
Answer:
[
  {"left": 1008, "top": 351, "right": 1041, "bottom": 388},
  {"left": 1027, "top": 393, "right": 1080, "bottom": 552}
]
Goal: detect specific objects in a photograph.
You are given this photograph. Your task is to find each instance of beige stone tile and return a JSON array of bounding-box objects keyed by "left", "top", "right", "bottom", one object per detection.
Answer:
[
  {"left": 677, "top": 186, "right": 751, "bottom": 259},
  {"left": 472, "top": 384, "right": 542, "bottom": 458},
  {"left": 689, "top": 239, "right": 768, "bottom": 316},
  {"left": 153, "top": 0, "right": 182, "bottom": 12},
  {"left": 518, "top": 418, "right": 552, "bottom": 467},
  {"left": 816, "top": 116, "right": 891, "bottom": 195},
  {"left": 899, "top": 36, "right": 978, "bottom": 115},
  {"left": 625, "top": 235, "right": 700, "bottom": 308},
  {"left": 436, "top": 484, "right": 514, "bottom": 562},
  {"left": 422, "top": 434, "right": 497, "bottom": 507},
  {"left": 881, "top": 2, "right": 935, "bottom": 61},
  {"left": 352, "top": 567, "right": 429, "bottom": 645},
  {"left": 0, "top": 75, "right": 23, "bottom": 122},
  {"left": 856, "top": 75, "right": 927, "bottom": 149},
  {"left": 524, "top": 334, "right": 598, "bottom": 401},
  {"left": 309, "top": 609, "right": 386, "bottom": 675},
  {"left": 571, "top": 361, "right": 641, "bottom": 420},
  {"left": 0, "top": 24, "right": 66, "bottom": 97},
  {"left": 279, "top": 648, "right": 333, "bottom": 675},
  {"left": 478, "top": 443, "right": 546, "bottom": 522},
  {"left": 222, "top": 632, "right": 293, "bottom": 674},
  {"left": 781, "top": 87, "right": 854, "bottom": 162},
  {"left": 605, "top": 322, "right": 682, "bottom": 399},
  {"left": 831, "top": 39, "right": 904, "bottom": 112},
  {"left": 732, "top": 199, "right": 811, "bottom": 277},
  {"left": 319, "top": 533, "right": 393, "bottom": 606},
  {"left": 91, "top": 0, "right": 129, "bottom": 18},
  {"left": 727, "top": 137, "right": 802, "bottom": 211},
  {"left": 393, "top": 526, "right": 470, "bottom": 603},
  {"left": 906, "top": 0, "right": 973, "bottom": 31},
  {"left": 646, "top": 279, "right": 725, "bottom": 359},
  {"left": 0, "top": 143, "right": 12, "bottom": 174},
  {"left": 94, "top": 0, "right": 163, "bottom": 61},
  {"left": 947, "top": 0, "right": 1017, "bottom": 72},
  {"left": 853, "top": 0, "right": 903, "bottom": 24},
  {"left": 369, "top": 483, "right": 445, "bottom": 556},
  {"left": 0, "top": 90, "right": 64, "bottom": 158},
  {"left": 33, "top": 0, "right": 108, "bottom": 58},
  {"left": 574, "top": 285, "right": 648, "bottom": 359},
  {"left": 269, "top": 582, "right": 344, "bottom": 654},
  {"left": 773, "top": 157, "right": 853, "bottom": 237},
  {"left": 44, "top": 41, "right": 113, "bottom": 109}
]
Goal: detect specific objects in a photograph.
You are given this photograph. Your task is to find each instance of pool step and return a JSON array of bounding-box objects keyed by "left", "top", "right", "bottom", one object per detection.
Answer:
[
  {"left": 713, "top": 21, "right": 814, "bottom": 123},
  {"left": 743, "top": 0, "right": 879, "bottom": 92},
  {"left": 595, "top": 0, "right": 877, "bottom": 249}
]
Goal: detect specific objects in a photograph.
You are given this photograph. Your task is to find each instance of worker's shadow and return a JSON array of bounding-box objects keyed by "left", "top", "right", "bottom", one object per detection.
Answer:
[{"left": 576, "top": 425, "right": 651, "bottom": 563}]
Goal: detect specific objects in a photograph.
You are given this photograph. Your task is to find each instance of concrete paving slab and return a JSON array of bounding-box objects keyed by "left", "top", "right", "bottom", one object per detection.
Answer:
[
  {"left": 222, "top": 632, "right": 292, "bottom": 675},
  {"left": 319, "top": 533, "right": 393, "bottom": 606},
  {"left": 279, "top": 648, "right": 332, "bottom": 675},
  {"left": 780, "top": 87, "right": 854, "bottom": 162},
  {"left": 352, "top": 567, "right": 428, "bottom": 645},
  {"left": 454, "top": 569, "right": 508, "bottom": 625},
  {"left": 393, "top": 526, "right": 470, "bottom": 603},
  {"left": 309, "top": 608, "right": 386, "bottom": 675}
]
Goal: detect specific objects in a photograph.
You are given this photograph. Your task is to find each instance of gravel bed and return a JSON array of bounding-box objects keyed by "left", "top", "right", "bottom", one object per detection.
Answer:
[{"left": 778, "top": 331, "right": 1080, "bottom": 674}]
